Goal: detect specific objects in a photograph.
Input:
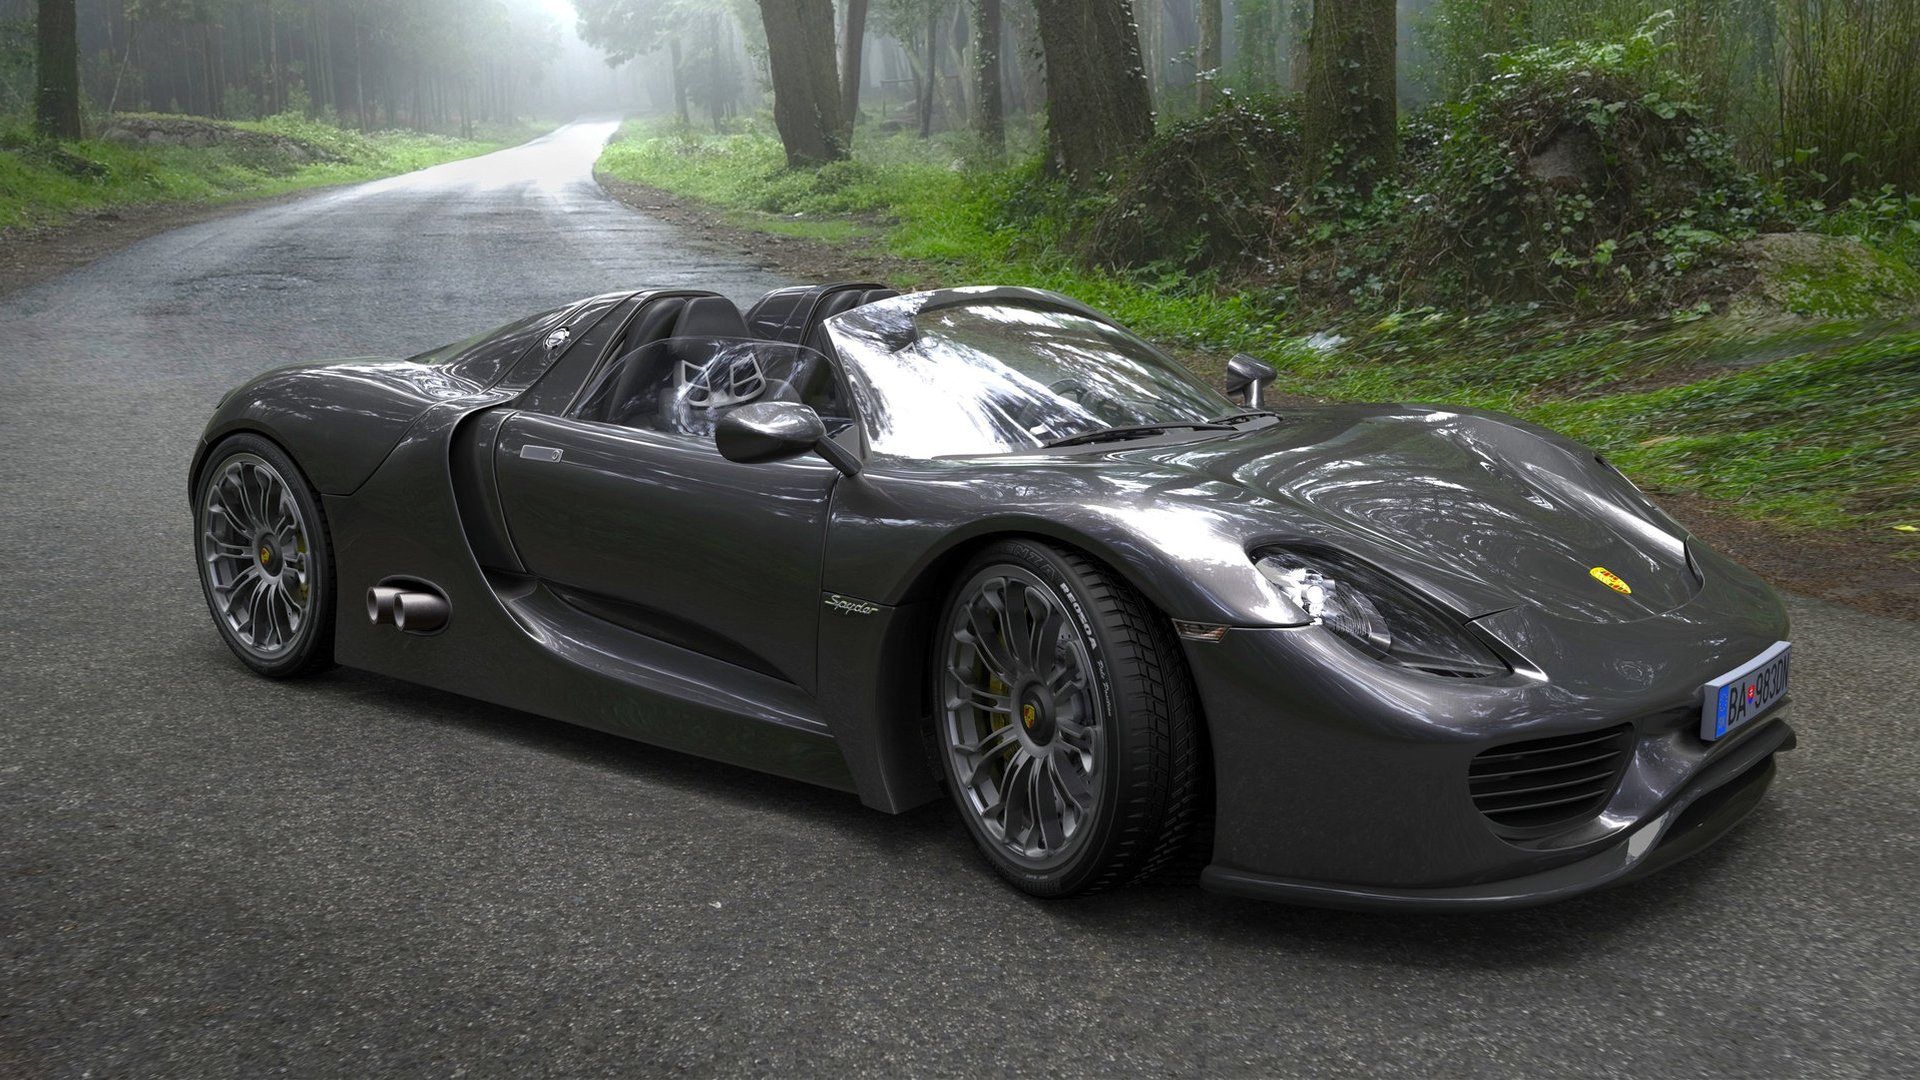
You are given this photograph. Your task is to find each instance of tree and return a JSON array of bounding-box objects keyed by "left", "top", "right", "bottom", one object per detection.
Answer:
[
  {"left": 34, "top": 0, "right": 82, "bottom": 138},
  {"left": 756, "top": 0, "right": 848, "bottom": 164},
  {"left": 1196, "top": 0, "right": 1221, "bottom": 108},
  {"left": 575, "top": 0, "right": 843, "bottom": 161},
  {"left": 574, "top": 0, "right": 693, "bottom": 124},
  {"left": 1030, "top": 0, "right": 1154, "bottom": 178},
  {"left": 971, "top": 0, "right": 1002, "bottom": 154},
  {"left": 915, "top": 4, "right": 936, "bottom": 136},
  {"left": 840, "top": 0, "right": 868, "bottom": 128},
  {"left": 873, "top": 0, "right": 947, "bottom": 138},
  {"left": 1301, "top": 0, "right": 1396, "bottom": 192}
]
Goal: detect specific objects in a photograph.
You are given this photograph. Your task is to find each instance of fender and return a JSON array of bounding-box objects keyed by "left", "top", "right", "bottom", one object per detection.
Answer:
[{"left": 193, "top": 358, "right": 485, "bottom": 496}]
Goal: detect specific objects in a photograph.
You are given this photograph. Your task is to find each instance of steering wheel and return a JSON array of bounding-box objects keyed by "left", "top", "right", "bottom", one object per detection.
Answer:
[
  {"left": 1048, "top": 376, "right": 1095, "bottom": 404},
  {"left": 1011, "top": 377, "right": 1091, "bottom": 437}
]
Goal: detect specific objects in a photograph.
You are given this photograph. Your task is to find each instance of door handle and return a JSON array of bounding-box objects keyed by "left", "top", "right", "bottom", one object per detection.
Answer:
[{"left": 520, "top": 445, "right": 564, "bottom": 463}]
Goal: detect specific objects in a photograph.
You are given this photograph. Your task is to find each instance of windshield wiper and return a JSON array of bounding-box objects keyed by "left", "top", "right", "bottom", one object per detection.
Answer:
[
  {"left": 1207, "top": 409, "right": 1282, "bottom": 424},
  {"left": 1042, "top": 422, "right": 1236, "bottom": 449}
]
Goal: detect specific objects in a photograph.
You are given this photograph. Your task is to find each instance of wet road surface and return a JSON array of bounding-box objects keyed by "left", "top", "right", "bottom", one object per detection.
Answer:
[{"left": 2, "top": 121, "right": 1917, "bottom": 1077}]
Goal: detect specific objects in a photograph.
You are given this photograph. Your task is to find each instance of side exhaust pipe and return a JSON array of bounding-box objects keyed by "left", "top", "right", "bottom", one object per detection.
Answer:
[
  {"left": 367, "top": 585, "right": 404, "bottom": 625},
  {"left": 366, "top": 583, "right": 449, "bottom": 634},
  {"left": 392, "top": 590, "right": 449, "bottom": 633}
]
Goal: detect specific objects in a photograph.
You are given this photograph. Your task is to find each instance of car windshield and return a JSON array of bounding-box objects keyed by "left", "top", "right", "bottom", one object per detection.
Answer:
[{"left": 826, "top": 298, "right": 1237, "bottom": 458}]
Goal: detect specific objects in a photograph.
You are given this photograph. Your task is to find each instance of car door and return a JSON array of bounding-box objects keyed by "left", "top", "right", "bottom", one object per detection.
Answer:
[{"left": 489, "top": 403, "right": 837, "bottom": 695}]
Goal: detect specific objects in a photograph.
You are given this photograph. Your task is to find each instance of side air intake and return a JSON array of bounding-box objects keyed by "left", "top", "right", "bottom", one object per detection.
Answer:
[{"left": 1468, "top": 724, "right": 1635, "bottom": 836}]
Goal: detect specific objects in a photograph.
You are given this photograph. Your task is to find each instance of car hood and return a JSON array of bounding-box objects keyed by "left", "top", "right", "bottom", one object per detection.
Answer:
[{"left": 1123, "top": 404, "right": 1700, "bottom": 624}]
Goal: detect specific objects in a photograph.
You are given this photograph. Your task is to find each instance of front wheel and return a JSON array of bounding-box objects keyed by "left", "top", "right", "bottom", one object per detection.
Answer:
[
  {"left": 194, "top": 434, "right": 336, "bottom": 677},
  {"left": 934, "top": 539, "right": 1203, "bottom": 897}
]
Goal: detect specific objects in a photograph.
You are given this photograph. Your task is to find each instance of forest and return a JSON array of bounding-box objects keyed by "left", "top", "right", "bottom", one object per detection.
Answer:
[
  {"left": 4, "top": 0, "right": 1917, "bottom": 543},
  {"left": 2, "top": 0, "right": 572, "bottom": 132}
]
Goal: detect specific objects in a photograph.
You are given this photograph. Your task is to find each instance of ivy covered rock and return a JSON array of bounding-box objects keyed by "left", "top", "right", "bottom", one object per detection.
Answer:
[
  {"left": 99, "top": 116, "right": 340, "bottom": 172},
  {"left": 1404, "top": 15, "right": 1763, "bottom": 309}
]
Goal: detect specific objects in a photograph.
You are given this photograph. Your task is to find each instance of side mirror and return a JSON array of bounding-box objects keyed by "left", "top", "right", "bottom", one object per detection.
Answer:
[
  {"left": 1224, "top": 352, "right": 1278, "bottom": 408},
  {"left": 716, "top": 401, "right": 861, "bottom": 477}
]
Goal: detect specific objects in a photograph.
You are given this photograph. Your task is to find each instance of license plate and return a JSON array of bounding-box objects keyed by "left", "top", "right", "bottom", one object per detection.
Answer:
[{"left": 1701, "top": 640, "right": 1791, "bottom": 740}]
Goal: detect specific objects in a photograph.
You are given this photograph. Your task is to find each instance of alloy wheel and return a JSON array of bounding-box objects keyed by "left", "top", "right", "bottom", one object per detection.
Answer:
[
  {"left": 940, "top": 568, "right": 1103, "bottom": 867},
  {"left": 199, "top": 453, "right": 313, "bottom": 658}
]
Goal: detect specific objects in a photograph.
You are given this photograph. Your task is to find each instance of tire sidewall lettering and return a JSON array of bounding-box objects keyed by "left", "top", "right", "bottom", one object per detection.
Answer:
[
  {"left": 939, "top": 537, "right": 1194, "bottom": 896},
  {"left": 1007, "top": 540, "right": 1116, "bottom": 722}
]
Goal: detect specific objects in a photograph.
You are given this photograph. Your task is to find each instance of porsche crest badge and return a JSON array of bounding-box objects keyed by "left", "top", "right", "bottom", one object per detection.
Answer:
[{"left": 1589, "top": 566, "right": 1632, "bottom": 595}]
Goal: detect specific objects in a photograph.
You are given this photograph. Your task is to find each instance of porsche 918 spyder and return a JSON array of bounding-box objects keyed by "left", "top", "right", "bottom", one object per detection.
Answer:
[{"left": 191, "top": 283, "right": 1795, "bottom": 910}]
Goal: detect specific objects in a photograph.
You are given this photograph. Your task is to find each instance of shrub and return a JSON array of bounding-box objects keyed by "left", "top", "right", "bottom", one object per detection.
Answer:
[
  {"left": 1084, "top": 94, "right": 1301, "bottom": 275},
  {"left": 1403, "top": 14, "right": 1764, "bottom": 310}
]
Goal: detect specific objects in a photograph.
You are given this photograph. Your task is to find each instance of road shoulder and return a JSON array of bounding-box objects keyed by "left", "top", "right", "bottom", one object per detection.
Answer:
[{"left": 0, "top": 192, "right": 312, "bottom": 299}]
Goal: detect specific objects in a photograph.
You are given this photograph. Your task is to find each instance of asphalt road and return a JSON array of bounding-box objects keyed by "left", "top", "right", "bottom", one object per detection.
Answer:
[{"left": 3, "top": 120, "right": 1917, "bottom": 1079}]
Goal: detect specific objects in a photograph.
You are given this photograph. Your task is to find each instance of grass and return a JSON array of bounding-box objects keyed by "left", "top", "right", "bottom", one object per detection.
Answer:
[
  {"left": 1270, "top": 313, "right": 1920, "bottom": 533},
  {"left": 0, "top": 112, "right": 543, "bottom": 230},
  {"left": 597, "top": 118, "right": 1920, "bottom": 539}
]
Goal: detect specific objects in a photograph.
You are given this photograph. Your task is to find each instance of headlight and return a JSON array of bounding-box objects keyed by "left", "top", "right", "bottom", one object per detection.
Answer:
[{"left": 1255, "top": 549, "right": 1508, "bottom": 677}]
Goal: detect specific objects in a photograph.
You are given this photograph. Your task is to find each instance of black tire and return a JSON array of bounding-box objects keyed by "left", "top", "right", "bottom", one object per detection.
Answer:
[
  {"left": 933, "top": 538, "right": 1204, "bottom": 897},
  {"left": 193, "top": 433, "right": 337, "bottom": 678}
]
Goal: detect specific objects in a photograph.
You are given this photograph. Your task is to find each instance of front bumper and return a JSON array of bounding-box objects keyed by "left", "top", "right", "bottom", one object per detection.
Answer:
[
  {"left": 1200, "top": 717, "right": 1792, "bottom": 912},
  {"left": 1178, "top": 545, "right": 1795, "bottom": 911}
]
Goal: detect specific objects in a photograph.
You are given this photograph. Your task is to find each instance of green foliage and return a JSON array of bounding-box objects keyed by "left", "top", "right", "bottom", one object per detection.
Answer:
[
  {"left": 1805, "top": 187, "right": 1920, "bottom": 273},
  {"left": 595, "top": 118, "right": 1285, "bottom": 354},
  {"left": 596, "top": 112, "right": 1919, "bottom": 535},
  {"left": 1085, "top": 94, "right": 1301, "bottom": 275},
  {"left": 1771, "top": 0, "right": 1920, "bottom": 199},
  {"left": 599, "top": 120, "right": 966, "bottom": 220},
  {"left": 573, "top": 0, "right": 685, "bottom": 64},
  {"left": 1400, "top": 15, "right": 1763, "bottom": 310},
  {"left": 1419, "top": 0, "right": 1920, "bottom": 200}
]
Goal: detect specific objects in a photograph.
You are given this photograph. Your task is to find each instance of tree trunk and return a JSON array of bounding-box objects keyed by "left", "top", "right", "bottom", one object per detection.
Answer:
[
  {"left": 1285, "top": 0, "right": 1311, "bottom": 90},
  {"left": 946, "top": 5, "right": 970, "bottom": 127},
  {"left": 1004, "top": 0, "right": 1043, "bottom": 117},
  {"left": 106, "top": 22, "right": 137, "bottom": 116},
  {"left": 354, "top": 15, "right": 367, "bottom": 130},
  {"left": 34, "top": 0, "right": 82, "bottom": 139},
  {"left": 973, "top": 0, "right": 1004, "bottom": 155},
  {"left": 1196, "top": 0, "right": 1221, "bottom": 108},
  {"left": 669, "top": 37, "right": 689, "bottom": 125},
  {"left": 754, "top": 0, "right": 849, "bottom": 165},
  {"left": 202, "top": 21, "right": 218, "bottom": 117},
  {"left": 840, "top": 0, "right": 868, "bottom": 129},
  {"left": 268, "top": 3, "right": 280, "bottom": 114},
  {"left": 1301, "top": 0, "right": 1396, "bottom": 193},
  {"left": 1030, "top": 0, "right": 1154, "bottom": 178},
  {"left": 919, "top": 9, "right": 938, "bottom": 138}
]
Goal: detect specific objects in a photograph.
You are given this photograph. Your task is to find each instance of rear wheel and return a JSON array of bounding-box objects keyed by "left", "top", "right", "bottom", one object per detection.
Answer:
[
  {"left": 934, "top": 539, "right": 1203, "bottom": 897},
  {"left": 194, "top": 434, "right": 336, "bottom": 677}
]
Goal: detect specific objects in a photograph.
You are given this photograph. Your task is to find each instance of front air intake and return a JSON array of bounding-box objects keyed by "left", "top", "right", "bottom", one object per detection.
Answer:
[{"left": 1469, "top": 724, "right": 1635, "bottom": 837}]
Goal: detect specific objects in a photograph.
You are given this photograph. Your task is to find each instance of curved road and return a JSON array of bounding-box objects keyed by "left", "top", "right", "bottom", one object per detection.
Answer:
[{"left": 2, "top": 121, "right": 1916, "bottom": 1077}]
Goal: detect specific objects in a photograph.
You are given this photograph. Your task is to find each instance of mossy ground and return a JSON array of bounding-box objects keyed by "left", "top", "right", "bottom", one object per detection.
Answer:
[{"left": 0, "top": 113, "right": 542, "bottom": 230}]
